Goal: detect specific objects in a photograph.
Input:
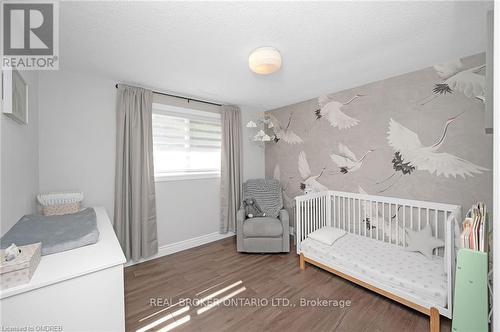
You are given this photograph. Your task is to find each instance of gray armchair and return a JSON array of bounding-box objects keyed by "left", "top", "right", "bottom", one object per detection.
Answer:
[{"left": 237, "top": 179, "right": 290, "bottom": 253}]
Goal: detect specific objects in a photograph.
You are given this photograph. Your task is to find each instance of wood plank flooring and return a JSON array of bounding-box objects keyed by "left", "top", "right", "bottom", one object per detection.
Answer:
[{"left": 125, "top": 236, "right": 451, "bottom": 332}]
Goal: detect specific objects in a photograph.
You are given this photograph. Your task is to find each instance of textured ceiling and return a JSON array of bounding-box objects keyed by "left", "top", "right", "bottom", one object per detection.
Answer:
[{"left": 59, "top": 1, "right": 493, "bottom": 109}]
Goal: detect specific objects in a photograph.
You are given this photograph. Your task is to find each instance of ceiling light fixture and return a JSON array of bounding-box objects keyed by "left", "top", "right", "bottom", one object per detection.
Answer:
[{"left": 248, "top": 47, "right": 282, "bottom": 75}]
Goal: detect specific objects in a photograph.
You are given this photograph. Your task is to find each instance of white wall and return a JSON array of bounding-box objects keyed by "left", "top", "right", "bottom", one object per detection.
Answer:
[
  {"left": 1, "top": 71, "right": 39, "bottom": 236},
  {"left": 241, "top": 106, "right": 266, "bottom": 181},
  {"left": 37, "top": 70, "right": 265, "bottom": 249},
  {"left": 38, "top": 71, "right": 117, "bottom": 220},
  {"left": 155, "top": 178, "right": 221, "bottom": 246}
]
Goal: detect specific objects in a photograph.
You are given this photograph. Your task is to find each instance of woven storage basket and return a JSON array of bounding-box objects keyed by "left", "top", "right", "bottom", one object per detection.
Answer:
[
  {"left": 42, "top": 202, "right": 80, "bottom": 216},
  {"left": 37, "top": 192, "right": 84, "bottom": 216}
]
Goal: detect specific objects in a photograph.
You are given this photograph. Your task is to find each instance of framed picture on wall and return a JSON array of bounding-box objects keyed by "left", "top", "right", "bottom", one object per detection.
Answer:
[{"left": 2, "top": 68, "right": 29, "bottom": 124}]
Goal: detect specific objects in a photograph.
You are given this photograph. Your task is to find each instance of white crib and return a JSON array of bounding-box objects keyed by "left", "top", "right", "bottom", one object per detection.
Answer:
[{"left": 295, "top": 190, "right": 461, "bottom": 332}]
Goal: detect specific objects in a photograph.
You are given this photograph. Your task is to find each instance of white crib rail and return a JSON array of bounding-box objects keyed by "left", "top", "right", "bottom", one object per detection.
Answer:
[
  {"left": 295, "top": 191, "right": 331, "bottom": 251},
  {"left": 295, "top": 190, "right": 461, "bottom": 316}
]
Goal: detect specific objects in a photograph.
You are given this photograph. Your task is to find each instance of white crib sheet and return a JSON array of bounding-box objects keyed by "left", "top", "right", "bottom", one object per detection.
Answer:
[{"left": 301, "top": 233, "right": 447, "bottom": 307}]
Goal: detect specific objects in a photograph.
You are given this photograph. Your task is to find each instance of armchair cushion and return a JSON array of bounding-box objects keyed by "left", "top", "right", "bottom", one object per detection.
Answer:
[{"left": 243, "top": 217, "right": 283, "bottom": 237}]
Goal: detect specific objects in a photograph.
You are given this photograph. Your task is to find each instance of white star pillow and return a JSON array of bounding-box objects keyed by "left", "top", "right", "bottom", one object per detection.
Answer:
[{"left": 405, "top": 224, "right": 444, "bottom": 259}]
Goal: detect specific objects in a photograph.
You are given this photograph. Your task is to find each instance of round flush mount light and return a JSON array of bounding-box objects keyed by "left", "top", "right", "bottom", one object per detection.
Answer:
[{"left": 248, "top": 47, "right": 282, "bottom": 75}]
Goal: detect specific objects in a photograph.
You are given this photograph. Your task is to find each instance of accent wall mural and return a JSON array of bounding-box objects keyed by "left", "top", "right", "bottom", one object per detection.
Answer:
[{"left": 264, "top": 53, "right": 492, "bottom": 224}]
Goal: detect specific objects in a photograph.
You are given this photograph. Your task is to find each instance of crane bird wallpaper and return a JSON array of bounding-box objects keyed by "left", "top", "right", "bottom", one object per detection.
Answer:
[{"left": 264, "top": 53, "right": 492, "bottom": 225}]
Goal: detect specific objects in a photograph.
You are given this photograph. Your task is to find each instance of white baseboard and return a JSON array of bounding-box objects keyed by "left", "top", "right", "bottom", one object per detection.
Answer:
[{"left": 126, "top": 231, "right": 235, "bottom": 267}]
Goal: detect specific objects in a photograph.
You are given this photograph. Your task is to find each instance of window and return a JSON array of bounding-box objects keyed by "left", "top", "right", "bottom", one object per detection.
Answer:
[{"left": 152, "top": 103, "right": 221, "bottom": 180}]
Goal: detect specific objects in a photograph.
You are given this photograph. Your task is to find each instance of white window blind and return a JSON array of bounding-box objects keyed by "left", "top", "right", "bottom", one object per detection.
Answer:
[{"left": 152, "top": 103, "right": 221, "bottom": 179}]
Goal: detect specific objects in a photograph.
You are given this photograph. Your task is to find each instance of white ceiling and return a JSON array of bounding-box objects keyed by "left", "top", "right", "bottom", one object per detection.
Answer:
[{"left": 59, "top": 1, "right": 493, "bottom": 110}]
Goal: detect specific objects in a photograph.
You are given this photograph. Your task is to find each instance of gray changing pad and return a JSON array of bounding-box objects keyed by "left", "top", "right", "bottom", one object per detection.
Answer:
[{"left": 0, "top": 208, "right": 100, "bottom": 256}]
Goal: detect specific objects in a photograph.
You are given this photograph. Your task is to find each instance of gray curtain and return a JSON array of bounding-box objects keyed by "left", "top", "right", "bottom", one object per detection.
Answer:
[
  {"left": 114, "top": 84, "right": 158, "bottom": 261},
  {"left": 220, "top": 105, "right": 242, "bottom": 234}
]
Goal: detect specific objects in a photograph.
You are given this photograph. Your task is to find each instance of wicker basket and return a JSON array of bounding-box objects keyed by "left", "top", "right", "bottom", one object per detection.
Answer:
[
  {"left": 37, "top": 192, "right": 84, "bottom": 216},
  {"left": 42, "top": 202, "right": 81, "bottom": 216}
]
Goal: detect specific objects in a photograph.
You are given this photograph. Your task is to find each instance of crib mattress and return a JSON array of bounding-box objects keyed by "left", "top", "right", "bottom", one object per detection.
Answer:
[{"left": 301, "top": 233, "right": 447, "bottom": 307}]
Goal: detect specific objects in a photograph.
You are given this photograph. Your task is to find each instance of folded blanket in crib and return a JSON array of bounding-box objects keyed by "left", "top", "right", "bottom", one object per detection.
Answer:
[{"left": 0, "top": 208, "right": 99, "bottom": 256}]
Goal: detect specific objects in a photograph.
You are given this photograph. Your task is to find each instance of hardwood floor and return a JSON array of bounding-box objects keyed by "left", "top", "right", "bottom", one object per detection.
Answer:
[{"left": 125, "top": 236, "right": 451, "bottom": 332}]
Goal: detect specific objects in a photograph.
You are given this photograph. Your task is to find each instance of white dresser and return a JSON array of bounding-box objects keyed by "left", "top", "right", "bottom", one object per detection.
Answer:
[{"left": 0, "top": 207, "right": 126, "bottom": 332}]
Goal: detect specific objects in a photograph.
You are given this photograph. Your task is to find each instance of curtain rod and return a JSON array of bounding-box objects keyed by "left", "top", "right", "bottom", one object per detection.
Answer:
[{"left": 115, "top": 84, "right": 222, "bottom": 107}]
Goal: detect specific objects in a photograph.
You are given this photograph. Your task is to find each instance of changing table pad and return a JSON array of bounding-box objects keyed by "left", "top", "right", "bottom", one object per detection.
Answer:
[
  {"left": 0, "top": 208, "right": 99, "bottom": 256},
  {"left": 301, "top": 232, "right": 447, "bottom": 307}
]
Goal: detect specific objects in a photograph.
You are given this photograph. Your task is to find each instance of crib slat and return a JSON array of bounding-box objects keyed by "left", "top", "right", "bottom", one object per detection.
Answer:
[
  {"left": 337, "top": 196, "right": 340, "bottom": 228},
  {"left": 327, "top": 196, "right": 337, "bottom": 227},
  {"left": 320, "top": 196, "right": 323, "bottom": 228},
  {"left": 326, "top": 196, "right": 329, "bottom": 228},
  {"left": 367, "top": 200, "right": 370, "bottom": 237},
  {"left": 314, "top": 197, "right": 317, "bottom": 231},
  {"left": 348, "top": 198, "right": 351, "bottom": 233},
  {"left": 317, "top": 197, "right": 320, "bottom": 229},
  {"left": 334, "top": 197, "right": 336, "bottom": 228},
  {"left": 302, "top": 200, "right": 305, "bottom": 239},
  {"left": 309, "top": 199, "right": 312, "bottom": 234},
  {"left": 324, "top": 196, "right": 327, "bottom": 227},
  {"left": 315, "top": 197, "right": 318, "bottom": 231},
  {"left": 396, "top": 204, "right": 400, "bottom": 246},
  {"left": 402, "top": 205, "right": 406, "bottom": 246},
  {"left": 382, "top": 203, "right": 385, "bottom": 242},
  {"left": 311, "top": 198, "right": 314, "bottom": 233},
  {"left": 317, "top": 197, "right": 320, "bottom": 230},
  {"left": 312, "top": 198, "right": 314, "bottom": 233},
  {"left": 357, "top": 199, "right": 360, "bottom": 235},
  {"left": 312, "top": 198, "right": 315, "bottom": 232},
  {"left": 435, "top": 209, "right": 438, "bottom": 238},
  {"left": 332, "top": 196, "right": 335, "bottom": 228},
  {"left": 302, "top": 201, "right": 305, "bottom": 242},
  {"left": 363, "top": 199, "right": 368, "bottom": 236},
  {"left": 343, "top": 197, "right": 346, "bottom": 231},
  {"left": 308, "top": 200, "right": 311, "bottom": 236},
  {"left": 319, "top": 197, "right": 321, "bottom": 229},
  {"left": 418, "top": 207, "right": 422, "bottom": 230},
  {"left": 363, "top": 199, "right": 366, "bottom": 237},
  {"left": 353, "top": 198, "right": 355, "bottom": 233},
  {"left": 333, "top": 196, "right": 336, "bottom": 228},
  {"left": 367, "top": 200, "right": 371, "bottom": 238},
  {"left": 410, "top": 206, "right": 413, "bottom": 230},
  {"left": 323, "top": 197, "right": 328, "bottom": 226},
  {"left": 349, "top": 198, "right": 351, "bottom": 233},
  {"left": 296, "top": 201, "right": 299, "bottom": 246},
  {"left": 389, "top": 204, "right": 392, "bottom": 244},
  {"left": 303, "top": 201, "right": 307, "bottom": 238},
  {"left": 342, "top": 197, "right": 346, "bottom": 230},
  {"left": 346, "top": 198, "right": 349, "bottom": 232},
  {"left": 353, "top": 199, "right": 356, "bottom": 233},
  {"left": 309, "top": 198, "right": 312, "bottom": 233},
  {"left": 298, "top": 202, "right": 301, "bottom": 243},
  {"left": 297, "top": 201, "right": 300, "bottom": 243},
  {"left": 325, "top": 196, "right": 327, "bottom": 227}
]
